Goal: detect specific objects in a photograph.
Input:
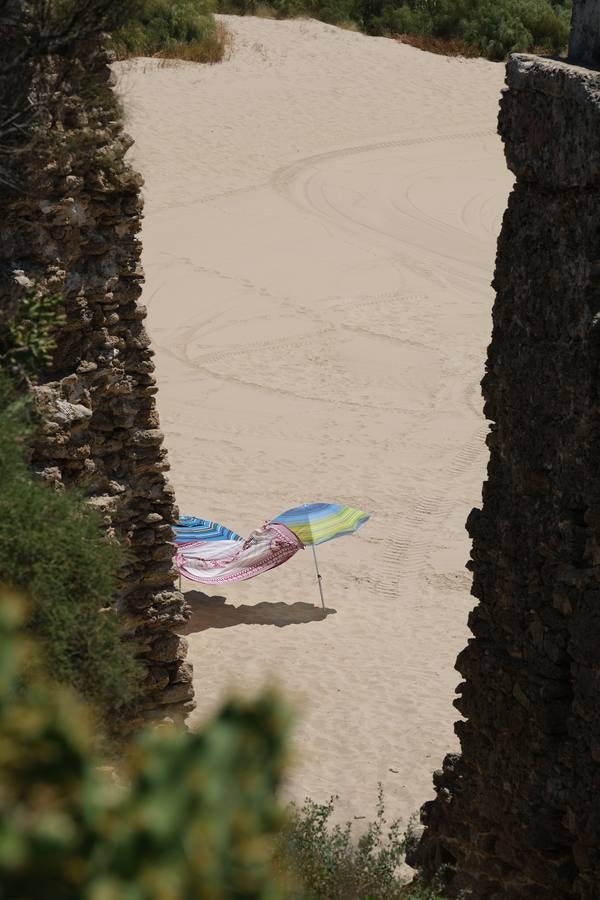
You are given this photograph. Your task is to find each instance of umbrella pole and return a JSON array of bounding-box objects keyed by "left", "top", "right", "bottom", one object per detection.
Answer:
[{"left": 311, "top": 544, "right": 325, "bottom": 610}]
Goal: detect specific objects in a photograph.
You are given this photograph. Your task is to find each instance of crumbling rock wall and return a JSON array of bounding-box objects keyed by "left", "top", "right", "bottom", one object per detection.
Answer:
[
  {"left": 409, "top": 56, "right": 600, "bottom": 900},
  {"left": 570, "top": 0, "right": 600, "bottom": 68},
  {"left": 0, "top": 10, "right": 193, "bottom": 724}
]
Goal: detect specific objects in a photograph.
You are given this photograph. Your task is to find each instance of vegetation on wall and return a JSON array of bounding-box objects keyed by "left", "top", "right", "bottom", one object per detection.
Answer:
[
  {"left": 0, "top": 0, "right": 226, "bottom": 192},
  {"left": 0, "top": 375, "right": 143, "bottom": 728},
  {"left": 0, "top": 288, "right": 65, "bottom": 379},
  {"left": 0, "top": 0, "right": 128, "bottom": 194},
  {"left": 218, "top": 0, "right": 573, "bottom": 60},
  {"left": 0, "top": 288, "right": 141, "bottom": 729}
]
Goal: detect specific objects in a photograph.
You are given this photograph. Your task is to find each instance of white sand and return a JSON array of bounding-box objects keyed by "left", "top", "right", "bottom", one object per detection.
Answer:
[{"left": 118, "top": 16, "right": 512, "bottom": 826}]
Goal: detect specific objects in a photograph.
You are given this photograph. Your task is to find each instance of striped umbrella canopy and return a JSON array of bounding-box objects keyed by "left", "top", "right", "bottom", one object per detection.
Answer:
[
  {"left": 174, "top": 516, "right": 242, "bottom": 545},
  {"left": 272, "top": 503, "right": 370, "bottom": 608},
  {"left": 272, "top": 503, "right": 370, "bottom": 546}
]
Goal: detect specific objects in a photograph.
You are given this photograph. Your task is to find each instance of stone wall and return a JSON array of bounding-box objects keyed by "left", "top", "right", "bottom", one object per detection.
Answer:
[
  {"left": 569, "top": 0, "right": 600, "bottom": 68},
  {"left": 408, "top": 56, "right": 600, "bottom": 899},
  {"left": 0, "top": 8, "right": 193, "bottom": 724}
]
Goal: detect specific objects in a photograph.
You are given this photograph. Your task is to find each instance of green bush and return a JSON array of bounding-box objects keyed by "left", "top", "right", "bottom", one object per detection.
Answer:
[
  {"left": 0, "top": 589, "right": 291, "bottom": 899},
  {"left": 216, "top": 0, "right": 572, "bottom": 60},
  {"left": 0, "top": 377, "right": 142, "bottom": 727},
  {"left": 275, "top": 788, "right": 447, "bottom": 899},
  {"left": 368, "top": 0, "right": 571, "bottom": 55},
  {"left": 113, "top": 0, "right": 225, "bottom": 60}
]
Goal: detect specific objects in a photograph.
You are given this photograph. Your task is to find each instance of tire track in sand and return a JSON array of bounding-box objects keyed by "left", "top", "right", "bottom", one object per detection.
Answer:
[{"left": 273, "top": 128, "right": 497, "bottom": 288}]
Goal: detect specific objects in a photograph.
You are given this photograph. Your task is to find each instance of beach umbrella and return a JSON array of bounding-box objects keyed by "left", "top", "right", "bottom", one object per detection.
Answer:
[
  {"left": 174, "top": 516, "right": 242, "bottom": 545},
  {"left": 272, "top": 503, "right": 370, "bottom": 608}
]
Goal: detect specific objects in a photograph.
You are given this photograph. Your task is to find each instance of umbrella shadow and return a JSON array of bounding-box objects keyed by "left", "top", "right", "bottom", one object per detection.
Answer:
[{"left": 178, "top": 590, "right": 337, "bottom": 635}]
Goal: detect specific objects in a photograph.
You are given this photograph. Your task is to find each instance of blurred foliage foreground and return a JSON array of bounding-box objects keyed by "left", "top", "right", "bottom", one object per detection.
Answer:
[
  {"left": 0, "top": 589, "right": 291, "bottom": 900},
  {"left": 0, "top": 588, "right": 447, "bottom": 900}
]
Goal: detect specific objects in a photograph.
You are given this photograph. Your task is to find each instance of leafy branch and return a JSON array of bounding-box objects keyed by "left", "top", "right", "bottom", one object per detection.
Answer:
[{"left": 0, "top": 288, "right": 66, "bottom": 379}]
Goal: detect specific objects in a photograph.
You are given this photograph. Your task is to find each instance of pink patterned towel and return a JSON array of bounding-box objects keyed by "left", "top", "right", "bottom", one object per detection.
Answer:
[{"left": 175, "top": 522, "right": 304, "bottom": 584}]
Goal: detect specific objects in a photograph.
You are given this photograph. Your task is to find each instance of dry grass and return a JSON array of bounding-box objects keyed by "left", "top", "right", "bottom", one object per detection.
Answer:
[
  {"left": 156, "top": 22, "right": 232, "bottom": 63},
  {"left": 529, "top": 44, "right": 560, "bottom": 56},
  {"left": 338, "top": 19, "right": 361, "bottom": 31},
  {"left": 393, "top": 33, "right": 482, "bottom": 58},
  {"left": 254, "top": 4, "right": 278, "bottom": 17},
  {"left": 117, "top": 21, "right": 232, "bottom": 65},
  {"left": 394, "top": 32, "right": 557, "bottom": 60}
]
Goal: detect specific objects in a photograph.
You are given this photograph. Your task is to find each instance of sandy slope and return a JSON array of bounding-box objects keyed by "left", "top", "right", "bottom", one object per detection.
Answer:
[{"left": 117, "top": 16, "right": 512, "bottom": 826}]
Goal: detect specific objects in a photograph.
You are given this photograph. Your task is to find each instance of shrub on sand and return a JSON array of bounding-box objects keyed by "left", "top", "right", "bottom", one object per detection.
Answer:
[
  {"left": 215, "top": 0, "right": 572, "bottom": 60},
  {"left": 394, "top": 33, "right": 481, "bottom": 57},
  {"left": 155, "top": 21, "right": 232, "bottom": 62},
  {"left": 113, "top": 0, "right": 230, "bottom": 63},
  {"left": 338, "top": 18, "right": 361, "bottom": 31},
  {"left": 275, "top": 786, "right": 449, "bottom": 899},
  {"left": 254, "top": 3, "right": 279, "bottom": 17}
]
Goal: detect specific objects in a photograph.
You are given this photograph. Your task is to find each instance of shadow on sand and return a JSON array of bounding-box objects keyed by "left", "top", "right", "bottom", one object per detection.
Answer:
[{"left": 178, "top": 590, "right": 337, "bottom": 635}]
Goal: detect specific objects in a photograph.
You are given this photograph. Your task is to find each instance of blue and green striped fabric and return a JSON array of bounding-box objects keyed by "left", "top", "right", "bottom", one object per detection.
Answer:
[
  {"left": 174, "top": 516, "right": 242, "bottom": 545},
  {"left": 272, "top": 503, "right": 370, "bottom": 546}
]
